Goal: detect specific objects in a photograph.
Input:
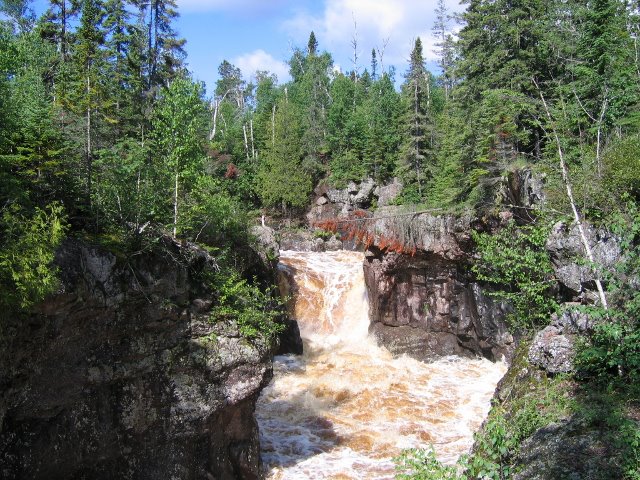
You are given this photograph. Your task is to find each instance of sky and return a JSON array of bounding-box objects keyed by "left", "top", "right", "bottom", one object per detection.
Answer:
[{"left": 31, "top": 0, "right": 465, "bottom": 95}]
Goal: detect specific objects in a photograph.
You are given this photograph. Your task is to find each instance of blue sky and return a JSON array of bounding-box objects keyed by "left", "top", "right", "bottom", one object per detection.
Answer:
[{"left": 31, "top": 0, "right": 464, "bottom": 95}]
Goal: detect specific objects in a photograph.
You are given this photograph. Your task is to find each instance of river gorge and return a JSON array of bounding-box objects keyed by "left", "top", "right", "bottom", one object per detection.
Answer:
[{"left": 257, "top": 251, "right": 507, "bottom": 479}]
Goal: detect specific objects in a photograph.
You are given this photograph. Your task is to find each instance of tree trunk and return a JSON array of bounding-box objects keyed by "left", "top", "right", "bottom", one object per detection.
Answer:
[
  {"left": 173, "top": 171, "right": 179, "bottom": 238},
  {"left": 250, "top": 119, "right": 255, "bottom": 158},
  {"left": 535, "top": 78, "right": 608, "bottom": 309},
  {"left": 86, "top": 75, "right": 92, "bottom": 210},
  {"left": 243, "top": 124, "right": 250, "bottom": 159},
  {"left": 271, "top": 104, "right": 276, "bottom": 146}
]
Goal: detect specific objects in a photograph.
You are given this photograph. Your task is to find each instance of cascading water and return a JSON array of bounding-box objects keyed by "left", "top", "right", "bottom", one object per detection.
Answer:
[{"left": 257, "top": 250, "right": 507, "bottom": 479}]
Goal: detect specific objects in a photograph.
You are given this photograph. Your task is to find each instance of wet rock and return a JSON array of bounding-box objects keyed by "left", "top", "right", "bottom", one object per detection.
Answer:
[
  {"left": 280, "top": 231, "right": 327, "bottom": 252},
  {"left": 275, "top": 318, "right": 304, "bottom": 355},
  {"left": 325, "top": 235, "right": 343, "bottom": 251},
  {"left": 0, "top": 237, "right": 273, "bottom": 480},
  {"left": 280, "top": 230, "right": 348, "bottom": 252}
]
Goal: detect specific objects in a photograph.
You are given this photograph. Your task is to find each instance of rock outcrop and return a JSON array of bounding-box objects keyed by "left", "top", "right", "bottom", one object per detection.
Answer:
[
  {"left": 361, "top": 210, "right": 515, "bottom": 362},
  {"left": 528, "top": 308, "right": 591, "bottom": 374},
  {"left": 307, "top": 177, "right": 402, "bottom": 225},
  {"left": 546, "top": 221, "right": 621, "bottom": 302},
  {"left": 279, "top": 231, "right": 346, "bottom": 252},
  {"left": 0, "top": 237, "right": 275, "bottom": 480}
]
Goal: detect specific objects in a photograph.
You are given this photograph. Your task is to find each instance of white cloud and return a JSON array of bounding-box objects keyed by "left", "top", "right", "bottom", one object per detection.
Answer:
[
  {"left": 177, "top": 0, "right": 286, "bottom": 14},
  {"left": 233, "top": 49, "right": 291, "bottom": 83},
  {"left": 282, "top": 0, "right": 462, "bottom": 73}
]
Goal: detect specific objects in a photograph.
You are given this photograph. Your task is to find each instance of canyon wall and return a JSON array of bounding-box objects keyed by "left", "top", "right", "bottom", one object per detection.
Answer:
[{"left": 0, "top": 237, "right": 275, "bottom": 480}]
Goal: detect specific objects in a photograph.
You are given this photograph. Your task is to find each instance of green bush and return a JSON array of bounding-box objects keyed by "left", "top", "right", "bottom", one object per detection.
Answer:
[
  {"left": 209, "top": 269, "right": 285, "bottom": 340},
  {"left": 472, "top": 220, "right": 558, "bottom": 330},
  {"left": 0, "top": 202, "right": 67, "bottom": 313},
  {"left": 576, "top": 198, "right": 640, "bottom": 381},
  {"left": 395, "top": 448, "right": 463, "bottom": 480}
]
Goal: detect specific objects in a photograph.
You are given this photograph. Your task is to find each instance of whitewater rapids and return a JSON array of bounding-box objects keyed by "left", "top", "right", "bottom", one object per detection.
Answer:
[{"left": 256, "top": 250, "right": 506, "bottom": 479}]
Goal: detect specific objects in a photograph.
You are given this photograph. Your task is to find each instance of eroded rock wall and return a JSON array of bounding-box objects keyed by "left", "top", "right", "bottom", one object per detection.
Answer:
[
  {"left": 0, "top": 237, "right": 273, "bottom": 480},
  {"left": 364, "top": 248, "right": 514, "bottom": 362}
]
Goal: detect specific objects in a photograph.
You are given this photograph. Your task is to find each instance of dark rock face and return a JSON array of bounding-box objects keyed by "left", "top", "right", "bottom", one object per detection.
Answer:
[
  {"left": 496, "top": 168, "right": 546, "bottom": 214},
  {"left": 0, "top": 237, "right": 273, "bottom": 480},
  {"left": 364, "top": 248, "right": 514, "bottom": 362}
]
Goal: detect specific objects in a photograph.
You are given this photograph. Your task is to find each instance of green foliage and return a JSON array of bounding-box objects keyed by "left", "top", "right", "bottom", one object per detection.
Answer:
[
  {"left": 257, "top": 97, "right": 312, "bottom": 213},
  {"left": 472, "top": 220, "right": 558, "bottom": 329},
  {"left": 396, "top": 37, "right": 440, "bottom": 201},
  {"left": 152, "top": 75, "right": 209, "bottom": 234},
  {"left": 576, "top": 199, "right": 640, "bottom": 381},
  {"left": 183, "top": 175, "right": 248, "bottom": 246},
  {"left": 210, "top": 269, "right": 285, "bottom": 340},
  {"left": 0, "top": 203, "right": 67, "bottom": 313},
  {"left": 602, "top": 135, "right": 640, "bottom": 200},
  {"left": 572, "top": 384, "right": 640, "bottom": 480},
  {"left": 395, "top": 447, "right": 463, "bottom": 480}
]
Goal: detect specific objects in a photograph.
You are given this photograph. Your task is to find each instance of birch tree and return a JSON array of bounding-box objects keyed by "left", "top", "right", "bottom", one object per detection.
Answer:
[{"left": 152, "top": 76, "right": 207, "bottom": 237}]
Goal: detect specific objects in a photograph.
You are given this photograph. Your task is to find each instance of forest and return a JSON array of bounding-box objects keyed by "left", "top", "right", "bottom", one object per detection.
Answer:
[{"left": 2, "top": 0, "right": 640, "bottom": 477}]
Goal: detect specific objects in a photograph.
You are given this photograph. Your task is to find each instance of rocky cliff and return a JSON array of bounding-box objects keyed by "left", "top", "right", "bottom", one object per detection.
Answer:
[
  {"left": 0, "top": 236, "right": 275, "bottom": 480},
  {"left": 364, "top": 233, "right": 514, "bottom": 363},
  {"left": 303, "top": 178, "right": 516, "bottom": 362}
]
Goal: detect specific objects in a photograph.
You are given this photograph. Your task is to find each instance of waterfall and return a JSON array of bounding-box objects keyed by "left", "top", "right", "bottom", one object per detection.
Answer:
[{"left": 257, "top": 251, "right": 506, "bottom": 480}]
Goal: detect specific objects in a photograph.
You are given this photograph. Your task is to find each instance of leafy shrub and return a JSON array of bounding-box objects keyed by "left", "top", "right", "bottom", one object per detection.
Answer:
[
  {"left": 395, "top": 447, "right": 463, "bottom": 480},
  {"left": 0, "top": 202, "right": 67, "bottom": 313},
  {"left": 576, "top": 198, "right": 640, "bottom": 381},
  {"left": 184, "top": 175, "right": 249, "bottom": 246},
  {"left": 472, "top": 220, "right": 558, "bottom": 330},
  {"left": 210, "top": 269, "right": 285, "bottom": 340},
  {"left": 603, "top": 135, "right": 640, "bottom": 201}
]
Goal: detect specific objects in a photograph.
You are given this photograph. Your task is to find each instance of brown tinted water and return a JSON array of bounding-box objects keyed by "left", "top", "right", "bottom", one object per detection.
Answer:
[{"left": 257, "top": 251, "right": 507, "bottom": 479}]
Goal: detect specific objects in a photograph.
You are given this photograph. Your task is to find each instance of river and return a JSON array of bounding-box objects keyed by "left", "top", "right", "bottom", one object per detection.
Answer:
[{"left": 256, "top": 250, "right": 506, "bottom": 479}]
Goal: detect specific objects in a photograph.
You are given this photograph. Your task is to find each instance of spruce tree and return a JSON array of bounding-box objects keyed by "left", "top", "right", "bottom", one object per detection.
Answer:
[
  {"left": 69, "top": 0, "right": 108, "bottom": 212},
  {"left": 397, "top": 38, "right": 437, "bottom": 201},
  {"left": 257, "top": 97, "right": 311, "bottom": 214}
]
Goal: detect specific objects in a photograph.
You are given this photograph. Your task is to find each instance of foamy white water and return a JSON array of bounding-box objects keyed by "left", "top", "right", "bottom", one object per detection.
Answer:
[{"left": 257, "top": 250, "right": 507, "bottom": 479}]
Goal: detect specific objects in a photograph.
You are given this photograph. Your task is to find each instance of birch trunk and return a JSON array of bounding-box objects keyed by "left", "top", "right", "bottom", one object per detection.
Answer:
[
  {"left": 173, "top": 172, "right": 179, "bottom": 238},
  {"left": 534, "top": 78, "right": 608, "bottom": 309}
]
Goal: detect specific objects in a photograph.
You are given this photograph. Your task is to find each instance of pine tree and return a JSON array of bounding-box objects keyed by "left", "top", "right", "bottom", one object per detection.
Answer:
[
  {"left": 145, "top": 0, "right": 185, "bottom": 92},
  {"left": 432, "top": 0, "right": 455, "bottom": 99}
]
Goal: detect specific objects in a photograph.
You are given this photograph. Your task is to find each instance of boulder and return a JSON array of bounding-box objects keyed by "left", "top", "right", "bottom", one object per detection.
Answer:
[
  {"left": 352, "top": 177, "right": 376, "bottom": 207},
  {"left": 250, "top": 224, "right": 279, "bottom": 267},
  {"left": 513, "top": 417, "right": 622, "bottom": 480},
  {"left": 528, "top": 308, "right": 592, "bottom": 374},
  {"left": 375, "top": 177, "right": 403, "bottom": 207}
]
